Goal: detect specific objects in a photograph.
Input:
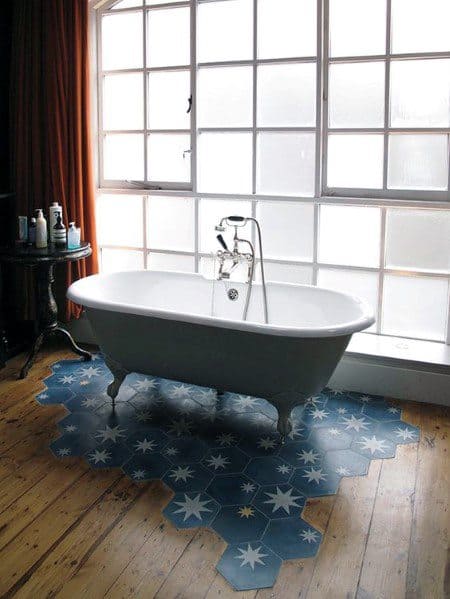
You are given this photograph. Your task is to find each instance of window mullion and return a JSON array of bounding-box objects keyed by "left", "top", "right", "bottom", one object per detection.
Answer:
[
  {"left": 382, "top": 0, "right": 392, "bottom": 192},
  {"left": 320, "top": 0, "right": 330, "bottom": 198},
  {"left": 143, "top": 5, "right": 148, "bottom": 183}
]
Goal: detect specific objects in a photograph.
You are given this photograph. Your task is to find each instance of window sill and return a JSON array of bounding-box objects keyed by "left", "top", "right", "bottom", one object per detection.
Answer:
[{"left": 346, "top": 332, "right": 450, "bottom": 371}]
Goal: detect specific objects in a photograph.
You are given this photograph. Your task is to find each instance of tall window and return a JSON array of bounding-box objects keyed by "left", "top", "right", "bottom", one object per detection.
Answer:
[{"left": 95, "top": 0, "right": 450, "bottom": 346}]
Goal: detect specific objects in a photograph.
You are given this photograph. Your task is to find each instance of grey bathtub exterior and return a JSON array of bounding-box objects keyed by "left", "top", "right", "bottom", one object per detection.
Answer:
[{"left": 86, "top": 307, "right": 351, "bottom": 440}]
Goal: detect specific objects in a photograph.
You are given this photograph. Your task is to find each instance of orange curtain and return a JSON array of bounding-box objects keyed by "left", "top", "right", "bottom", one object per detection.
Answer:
[{"left": 10, "top": 0, "right": 98, "bottom": 321}]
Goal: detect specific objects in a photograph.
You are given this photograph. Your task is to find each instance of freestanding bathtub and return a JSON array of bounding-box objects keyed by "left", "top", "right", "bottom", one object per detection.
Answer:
[{"left": 67, "top": 270, "right": 374, "bottom": 440}]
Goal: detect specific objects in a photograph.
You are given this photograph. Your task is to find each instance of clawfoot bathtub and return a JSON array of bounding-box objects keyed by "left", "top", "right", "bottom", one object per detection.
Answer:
[{"left": 67, "top": 270, "right": 374, "bottom": 441}]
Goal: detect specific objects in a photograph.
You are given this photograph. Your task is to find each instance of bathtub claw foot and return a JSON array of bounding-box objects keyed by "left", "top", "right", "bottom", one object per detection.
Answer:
[
  {"left": 104, "top": 356, "right": 129, "bottom": 409},
  {"left": 277, "top": 413, "right": 292, "bottom": 445}
]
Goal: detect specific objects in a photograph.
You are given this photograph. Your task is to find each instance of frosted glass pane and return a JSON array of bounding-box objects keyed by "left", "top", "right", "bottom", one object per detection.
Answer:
[
  {"left": 112, "top": 0, "right": 142, "bottom": 8},
  {"left": 390, "top": 60, "right": 450, "bottom": 128},
  {"left": 97, "top": 195, "right": 143, "bottom": 248},
  {"left": 148, "top": 71, "right": 190, "bottom": 130},
  {"left": 147, "top": 0, "right": 179, "bottom": 4},
  {"left": 329, "top": 0, "right": 386, "bottom": 57},
  {"left": 327, "top": 135, "right": 383, "bottom": 189},
  {"left": 199, "top": 199, "right": 252, "bottom": 253},
  {"left": 329, "top": 62, "right": 384, "bottom": 128},
  {"left": 391, "top": 0, "right": 450, "bottom": 54},
  {"left": 258, "top": 0, "right": 316, "bottom": 59},
  {"left": 147, "top": 7, "right": 190, "bottom": 67},
  {"left": 382, "top": 275, "right": 449, "bottom": 341},
  {"left": 198, "top": 133, "right": 252, "bottom": 194},
  {"left": 319, "top": 205, "right": 381, "bottom": 267},
  {"left": 318, "top": 268, "right": 378, "bottom": 331},
  {"left": 147, "top": 196, "right": 195, "bottom": 252},
  {"left": 198, "top": 0, "right": 253, "bottom": 63},
  {"left": 101, "top": 248, "right": 143, "bottom": 273},
  {"left": 198, "top": 67, "right": 252, "bottom": 128},
  {"left": 257, "top": 63, "right": 316, "bottom": 127},
  {"left": 387, "top": 135, "right": 449, "bottom": 191},
  {"left": 147, "top": 134, "right": 191, "bottom": 182},
  {"left": 104, "top": 134, "right": 144, "bottom": 181},
  {"left": 256, "top": 262, "right": 313, "bottom": 285},
  {"left": 102, "top": 13, "right": 143, "bottom": 70},
  {"left": 103, "top": 74, "right": 143, "bottom": 131},
  {"left": 257, "top": 133, "right": 315, "bottom": 197},
  {"left": 147, "top": 252, "right": 195, "bottom": 272},
  {"left": 385, "top": 209, "right": 450, "bottom": 274},
  {"left": 256, "top": 201, "right": 314, "bottom": 261}
]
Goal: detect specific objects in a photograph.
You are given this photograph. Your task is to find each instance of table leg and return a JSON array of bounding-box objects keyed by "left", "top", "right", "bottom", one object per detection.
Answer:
[
  {"left": 20, "top": 332, "right": 45, "bottom": 379},
  {"left": 53, "top": 326, "right": 92, "bottom": 361},
  {"left": 19, "top": 261, "right": 91, "bottom": 378}
]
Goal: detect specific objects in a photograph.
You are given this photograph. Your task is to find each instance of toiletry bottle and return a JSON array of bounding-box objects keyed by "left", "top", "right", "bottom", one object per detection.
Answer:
[
  {"left": 18, "top": 216, "right": 28, "bottom": 243},
  {"left": 53, "top": 212, "right": 67, "bottom": 249},
  {"left": 67, "top": 222, "right": 80, "bottom": 249},
  {"left": 28, "top": 217, "right": 37, "bottom": 245},
  {"left": 49, "top": 202, "right": 61, "bottom": 242},
  {"left": 35, "top": 209, "right": 48, "bottom": 249}
]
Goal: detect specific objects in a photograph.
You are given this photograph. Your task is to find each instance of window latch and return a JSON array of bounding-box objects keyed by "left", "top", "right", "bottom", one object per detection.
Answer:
[{"left": 186, "top": 94, "right": 192, "bottom": 114}]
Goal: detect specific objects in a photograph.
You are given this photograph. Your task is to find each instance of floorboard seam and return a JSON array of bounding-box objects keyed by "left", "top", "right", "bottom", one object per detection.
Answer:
[
  {"left": 1, "top": 474, "right": 126, "bottom": 598},
  {"left": 354, "top": 461, "right": 383, "bottom": 597}
]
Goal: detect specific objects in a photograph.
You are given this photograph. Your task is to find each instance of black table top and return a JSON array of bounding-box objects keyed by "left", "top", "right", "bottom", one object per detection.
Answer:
[{"left": 0, "top": 241, "right": 92, "bottom": 264}]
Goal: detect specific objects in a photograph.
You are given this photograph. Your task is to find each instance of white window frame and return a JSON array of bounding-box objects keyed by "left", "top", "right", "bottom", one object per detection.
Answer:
[{"left": 92, "top": 0, "right": 450, "bottom": 346}]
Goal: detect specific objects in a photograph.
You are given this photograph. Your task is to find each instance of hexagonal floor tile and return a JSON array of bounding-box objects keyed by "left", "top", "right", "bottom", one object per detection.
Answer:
[
  {"left": 308, "top": 425, "right": 354, "bottom": 451},
  {"left": 211, "top": 505, "right": 269, "bottom": 543},
  {"left": 278, "top": 441, "right": 324, "bottom": 468},
  {"left": 123, "top": 453, "right": 172, "bottom": 481},
  {"left": 375, "top": 420, "right": 420, "bottom": 444},
  {"left": 322, "top": 449, "right": 370, "bottom": 477},
  {"left": 163, "top": 463, "right": 213, "bottom": 493},
  {"left": 244, "top": 456, "right": 294, "bottom": 487},
  {"left": 351, "top": 433, "right": 396, "bottom": 459},
  {"left": 290, "top": 465, "right": 342, "bottom": 497},
  {"left": 217, "top": 542, "right": 282, "bottom": 591},
  {"left": 206, "top": 474, "right": 259, "bottom": 505},
  {"left": 202, "top": 447, "right": 250, "bottom": 475},
  {"left": 252, "top": 484, "right": 306, "bottom": 519},
  {"left": 164, "top": 492, "right": 219, "bottom": 529},
  {"left": 124, "top": 428, "right": 169, "bottom": 455},
  {"left": 262, "top": 517, "right": 322, "bottom": 560},
  {"left": 85, "top": 443, "right": 132, "bottom": 469}
]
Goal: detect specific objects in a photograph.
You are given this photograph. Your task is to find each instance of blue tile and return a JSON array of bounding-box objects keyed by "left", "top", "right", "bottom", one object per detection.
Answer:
[
  {"left": 337, "top": 414, "right": 377, "bottom": 436},
  {"left": 164, "top": 492, "right": 220, "bottom": 529},
  {"left": 244, "top": 457, "right": 293, "bottom": 487},
  {"left": 262, "top": 518, "right": 322, "bottom": 559},
  {"left": 50, "top": 433, "right": 96, "bottom": 458},
  {"left": 290, "top": 465, "right": 342, "bottom": 497},
  {"left": 376, "top": 420, "right": 420, "bottom": 444},
  {"left": 57, "top": 412, "right": 101, "bottom": 435},
  {"left": 123, "top": 453, "right": 172, "bottom": 480},
  {"left": 308, "top": 425, "right": 354, "bottom": 451},
  {"left": 65, "top": 392, "right": 109, "bottom": 412},
  {"left": 163, "top": 436, "right": 209, "bottom": 464},
  {"left": 85, "top": 442, "right": 132, "bottom": 469},
  {"left": 206, "top": 474, "right": 259, "bottom": 505},
  {"left": 322, "top": 449, "right": 370, "bottom": 477},
  {"left": 351, "top": 433, "right": 396, "bottom": 459},
  {"left": 362, "top": 403, "right": 401, "bottom": 421},
  {"left": 163, "top": 463, "right": 213, "bottom": 493},
  {"left": 253, "top": 484, "right": 306, "bottom": 519},
  {"left": 323, "top": 396, "right": 363, "bottom": 416},
  {"left": 239, "top": 432, "right": 280, "bottom": 457},
  {"left": 125, "top": 428, "right": 169, "bottom": 454},
  {"left": 202, "top": 447, "right": 250, "bottom": 475},
  {"left": 278, "top": 441, "right": 324, "bottom": 468},
  {"left": 94, "top": 402, "right": 142, "bottom": 432},
  {"left": 211, "top": 505, "right": 269, "bottom": 543},
  {"left": 217, "top": 542, "right": 282, "bottom": 591},
  {"left": 301, "top": 405, "right": 339, "bottom": 427},
  {"left": 37, "top": 388, "right": 74, "bottom": 405}
]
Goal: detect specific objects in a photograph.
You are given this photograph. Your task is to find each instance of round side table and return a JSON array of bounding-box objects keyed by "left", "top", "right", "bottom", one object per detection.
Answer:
[{"left": 0, "top": 242, "right": 93, "bottom": 378}]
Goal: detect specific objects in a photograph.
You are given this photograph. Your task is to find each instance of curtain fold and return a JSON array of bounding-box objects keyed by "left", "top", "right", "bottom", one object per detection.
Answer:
[{"left": 10, "top": 0, "right": 98, "bottom": 321}]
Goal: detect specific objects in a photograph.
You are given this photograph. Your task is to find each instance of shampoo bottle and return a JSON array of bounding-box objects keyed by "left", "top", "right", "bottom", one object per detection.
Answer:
[
  {"left": 35, "top": 209, "right": 48, "bottom": 249},
  {"left": 53, "top": 212, "right": 67, "bottom": 248},
  {"left": 49, "top": 202, "right": 61, "bottom": 242}
]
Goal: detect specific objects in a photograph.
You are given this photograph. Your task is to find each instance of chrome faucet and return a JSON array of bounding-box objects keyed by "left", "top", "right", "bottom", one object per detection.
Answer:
[{"left": 214, "top": 216, "right": 269, "bottom": 324}]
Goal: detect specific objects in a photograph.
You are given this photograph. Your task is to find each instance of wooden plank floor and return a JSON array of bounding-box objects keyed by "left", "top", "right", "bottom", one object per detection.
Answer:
[{"left": 0, "top": 345, "right": 448, "bottom": 599}]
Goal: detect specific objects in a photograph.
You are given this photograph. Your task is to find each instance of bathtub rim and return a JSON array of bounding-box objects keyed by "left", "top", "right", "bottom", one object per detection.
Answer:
[{"left": 67, "top": 270, "right": 375, "bottom": 339}]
